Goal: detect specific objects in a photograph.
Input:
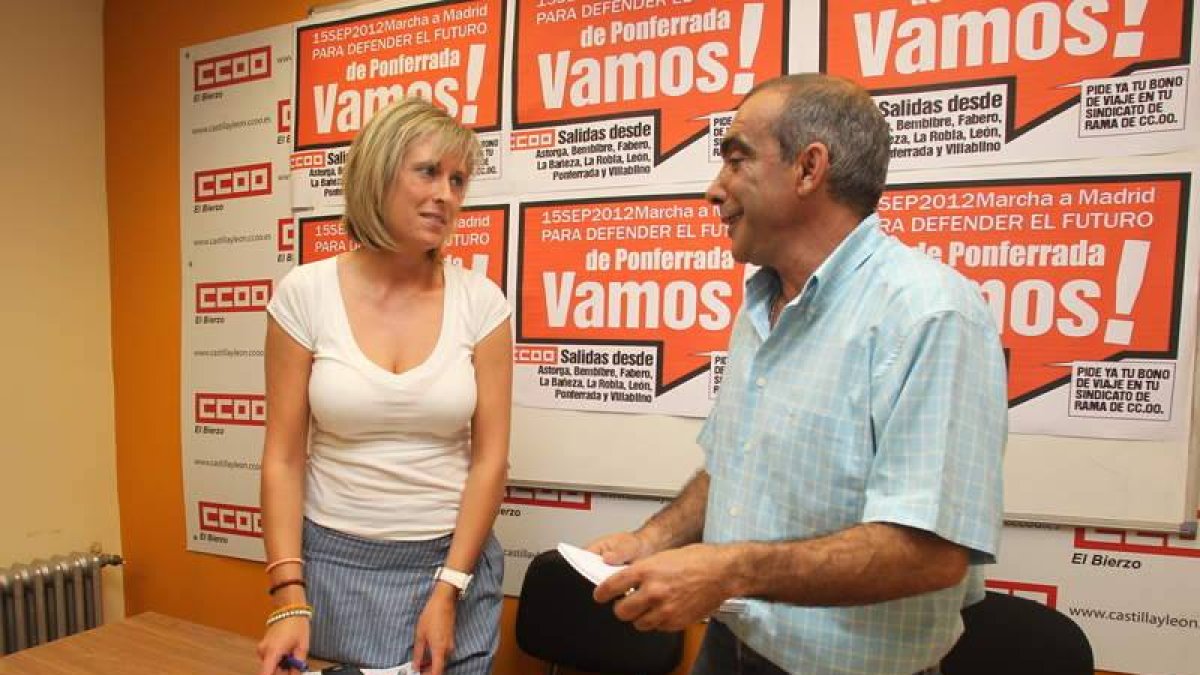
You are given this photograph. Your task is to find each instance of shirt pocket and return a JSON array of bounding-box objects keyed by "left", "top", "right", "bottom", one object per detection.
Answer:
[{"left": 759, "top": 393, "right": 872, "bottom": 538}]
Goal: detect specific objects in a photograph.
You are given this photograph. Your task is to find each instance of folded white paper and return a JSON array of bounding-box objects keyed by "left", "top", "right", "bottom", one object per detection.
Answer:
[{"left": 556, "top": 543, "right": 748, "bottom": 615}]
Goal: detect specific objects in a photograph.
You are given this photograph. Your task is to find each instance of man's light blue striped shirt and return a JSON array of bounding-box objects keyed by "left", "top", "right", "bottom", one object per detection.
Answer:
[{"left": 698, "top": 215, "right": 1007, "bottom": 674}]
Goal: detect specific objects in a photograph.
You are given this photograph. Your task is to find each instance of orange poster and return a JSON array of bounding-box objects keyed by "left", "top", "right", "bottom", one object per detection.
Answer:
[
  {"left": 514, "top": 194, "right": 743, "bottom": 415},
  {"left": 509, "top": 0, "right": 786, "bottom": 191},
  {"left": 292, "top": 0, "right": 506, "bottom": 208},
  {"left": 296, "top": 0, "right": 504, "bottom": 148},
  {"left": 881, "top": 173, "right": 1195, "bottom": 438},
  {"left": 823, "top": 0, "right": 1196, "bottom": 167}
]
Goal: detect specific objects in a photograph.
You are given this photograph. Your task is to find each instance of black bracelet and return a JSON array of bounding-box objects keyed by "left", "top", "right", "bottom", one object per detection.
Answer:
[{"left": 268, "top": 578, "right": 307, "bottom": 595}]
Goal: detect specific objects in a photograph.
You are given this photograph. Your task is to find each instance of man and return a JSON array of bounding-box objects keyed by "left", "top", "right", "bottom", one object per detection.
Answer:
[{"left": 589, "top": 73, "right": 1008, "bottom": 675}]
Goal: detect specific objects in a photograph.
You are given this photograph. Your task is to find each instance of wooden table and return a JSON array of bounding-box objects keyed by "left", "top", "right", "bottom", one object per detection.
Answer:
[{"left": 0, "top": 612, "right": 329, "bottom": 674}]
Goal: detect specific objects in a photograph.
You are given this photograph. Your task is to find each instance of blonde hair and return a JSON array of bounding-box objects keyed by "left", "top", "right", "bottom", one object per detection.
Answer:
[{"left": 342, "top": 97, "right": 480, "bottom": 251}]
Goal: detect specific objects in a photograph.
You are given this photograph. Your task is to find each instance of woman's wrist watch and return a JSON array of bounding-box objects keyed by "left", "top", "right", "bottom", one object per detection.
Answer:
[{"left": 433, "top": 565, "right": 473, "bottom": 599}]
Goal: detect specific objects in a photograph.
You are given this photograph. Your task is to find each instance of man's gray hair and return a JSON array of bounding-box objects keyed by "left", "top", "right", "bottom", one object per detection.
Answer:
[{"left": 748, "top": 74, "right": 891, "bottom": 216}]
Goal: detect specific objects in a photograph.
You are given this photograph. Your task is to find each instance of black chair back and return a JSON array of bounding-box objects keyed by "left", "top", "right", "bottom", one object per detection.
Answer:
[
  {"left": 516, "top": 550, "right": 684, "bottom": 675},
  {"left": 942, "top": 591, "right": 1094, "bottom": 675}
]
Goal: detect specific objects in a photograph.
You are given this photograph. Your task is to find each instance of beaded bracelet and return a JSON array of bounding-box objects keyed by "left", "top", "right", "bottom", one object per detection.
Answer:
[
  {"left": 266, "top": 608, "right": 313, "bottom": 627},
  {"left": 269, "top": 578, "right": 308, "bottom": 596},
  {"left": 267, "top": 603, "right": 314, "bottom": 625},
  {"left": 265, "top": 557, "right": 304, "bottom": 575},
  {"left": 268, "top": 602, "right": 313, "bottom": 619}
]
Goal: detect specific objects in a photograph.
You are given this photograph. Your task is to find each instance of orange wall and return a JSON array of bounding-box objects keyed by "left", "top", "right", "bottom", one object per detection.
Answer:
[
  {"left": 102, "top": 2, "right": 1124, "bottom": 674},
  {"left": 106, "top": 0, "right": 309, "bottom": 636}
]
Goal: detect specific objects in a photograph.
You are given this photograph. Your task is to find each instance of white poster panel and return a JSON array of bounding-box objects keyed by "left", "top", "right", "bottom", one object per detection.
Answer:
[
  {"left": 992, "top": 520, "right": 1200, "bottom": 675},
  {"left": 180, "top": 2, "right": 1200, "bottom": 557},
  {"left": 180, "top": 25, "right": 295, "bottom": 561}
]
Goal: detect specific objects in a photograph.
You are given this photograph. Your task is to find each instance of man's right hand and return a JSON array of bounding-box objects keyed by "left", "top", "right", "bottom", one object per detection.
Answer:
[{"left": 585, "top": 531, "right": 655, "bottom": 565}]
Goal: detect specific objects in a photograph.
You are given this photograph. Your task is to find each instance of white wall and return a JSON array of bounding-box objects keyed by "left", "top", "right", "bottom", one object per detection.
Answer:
[{"left": 0, "top": 0, "right": 123, "bottom": 621}]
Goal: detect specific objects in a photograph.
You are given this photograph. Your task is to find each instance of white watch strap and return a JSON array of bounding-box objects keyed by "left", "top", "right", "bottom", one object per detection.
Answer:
[{"left": 434, "top": 566, "right": 472, "bottom": 595}]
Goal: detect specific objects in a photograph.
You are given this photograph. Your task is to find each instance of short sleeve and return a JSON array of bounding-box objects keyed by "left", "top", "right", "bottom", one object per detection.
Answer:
[
  {"left": 463, "top": 269, "right": 511, "bottom": 344},
  {"left": 861, "top": 310, "right": 1007, "bottom": 562},
  {"left": 267, "top": 264, "right": 316, "bottom": 350}
]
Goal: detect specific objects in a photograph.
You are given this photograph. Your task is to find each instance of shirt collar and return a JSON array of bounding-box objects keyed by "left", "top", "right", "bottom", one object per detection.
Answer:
[{"left": 745, "top": 213, "right": 885, "bottom": 321}]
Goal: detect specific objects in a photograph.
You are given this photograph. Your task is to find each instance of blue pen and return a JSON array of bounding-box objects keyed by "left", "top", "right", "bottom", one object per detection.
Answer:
[{"left": 280, "top": 654, "right": 309, "bottom": 672}]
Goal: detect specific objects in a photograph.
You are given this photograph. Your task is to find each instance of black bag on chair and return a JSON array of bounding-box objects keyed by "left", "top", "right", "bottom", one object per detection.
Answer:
[{"left": 515, "top": 550, "right": 684, "bottom": 675}]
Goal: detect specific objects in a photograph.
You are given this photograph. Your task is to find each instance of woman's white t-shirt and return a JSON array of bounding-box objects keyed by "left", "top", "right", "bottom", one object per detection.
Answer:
[{"left": 268, "top": 257, "right": 510, "bottom": 540}]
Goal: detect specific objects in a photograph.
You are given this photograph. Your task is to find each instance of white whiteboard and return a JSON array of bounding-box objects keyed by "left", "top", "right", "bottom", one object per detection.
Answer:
[
  {"left": 509, "top": 405, "right": 1200, "bottom": 533},
  {"left": 1003, "top": 433, "right": 1200, "bottom": 532},
  {"left": 509, "top": 406, "right": 704, "bottom": 497}
]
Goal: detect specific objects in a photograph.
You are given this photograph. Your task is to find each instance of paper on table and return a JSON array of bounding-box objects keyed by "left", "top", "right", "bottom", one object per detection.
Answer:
[
  {"left": 556, "top": 543, "right": 748, "bottom": 614},
  {"left": 305, "top": 663, "right": 415, "bottom": 675}
]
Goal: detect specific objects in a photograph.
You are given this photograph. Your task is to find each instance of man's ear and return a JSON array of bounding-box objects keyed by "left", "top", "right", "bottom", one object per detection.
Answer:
[{"left": 793, "top": 142, "right": 830, "bottom": 198}]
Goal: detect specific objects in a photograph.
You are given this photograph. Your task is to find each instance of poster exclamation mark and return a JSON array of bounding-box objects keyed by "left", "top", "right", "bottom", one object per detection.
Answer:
[
  {"left": 461, "top": 43, "right": 486, "bottom": 124},
  {"left": 1113, "top": 0, "right": 1147, "bottom": 58},
  {"left": 1103, "top": 240, "right": 1150, "bottom": 345},
  {"left": 732, "top": 4, "right": 764, "bottom": 95}
]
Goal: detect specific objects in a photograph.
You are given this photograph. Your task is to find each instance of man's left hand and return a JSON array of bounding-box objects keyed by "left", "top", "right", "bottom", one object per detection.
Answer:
[{"left": 594, "top": 543, "right": 736, "bottom": 631}]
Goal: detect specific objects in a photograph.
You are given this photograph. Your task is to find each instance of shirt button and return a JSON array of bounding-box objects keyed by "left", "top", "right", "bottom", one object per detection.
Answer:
[
  {"left": 755, "top": 377, "right": 766, "bottom": 387},
  {"left": 729, "top": 506, "right": 740, "bottom": 517}
]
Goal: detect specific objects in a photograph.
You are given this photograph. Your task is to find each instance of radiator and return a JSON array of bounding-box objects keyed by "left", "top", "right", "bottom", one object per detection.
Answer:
[{"left": 0, "top": 551, "right": 123, "bottom": 655}]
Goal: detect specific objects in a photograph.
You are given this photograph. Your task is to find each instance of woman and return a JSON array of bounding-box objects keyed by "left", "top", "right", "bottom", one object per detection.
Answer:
[{"left": 256, "top": 97, "right": 512, "bottom": 675}]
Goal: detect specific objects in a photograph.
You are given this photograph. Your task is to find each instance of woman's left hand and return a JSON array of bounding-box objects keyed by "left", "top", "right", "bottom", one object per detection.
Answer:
[{"left": 412, "top": 584, "right": 458, "bottom": 675}]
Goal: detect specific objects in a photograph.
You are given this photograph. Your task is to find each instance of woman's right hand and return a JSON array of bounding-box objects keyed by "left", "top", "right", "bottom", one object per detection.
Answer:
[{"left": 257, "top": 616, "right": 310, "bottom": 675}]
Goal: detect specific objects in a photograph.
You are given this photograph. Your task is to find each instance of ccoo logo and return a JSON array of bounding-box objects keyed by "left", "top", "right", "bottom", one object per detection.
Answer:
[
  {"left": 194, "top": 392, "right": 266, "bottom": 426},
  {"left": 277, "top": 99, "right": 292, "bottom": 133},
  {"left": 515, "top": 346, "right": 559, "bottom": 364},
  {"left": 278, "top": 218, "right": 296, "bottom": 252},
  {"left": 199, "top": 501, "right": 263, "bottom": 538},
  {"left": 194, "top": 163, "right": 272, "bottom": 202},
  {"left": 194, "top": 46, "right": 271, "bottom": 91},
  {"left": 503, "top": 486, "right": 591, "bottom": 510},
  {"left": 510, "top": 128, "right": 555, "bottom": 151},
  {"left": 195, "top": 279, "right": 272, "bottom": 313}
]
